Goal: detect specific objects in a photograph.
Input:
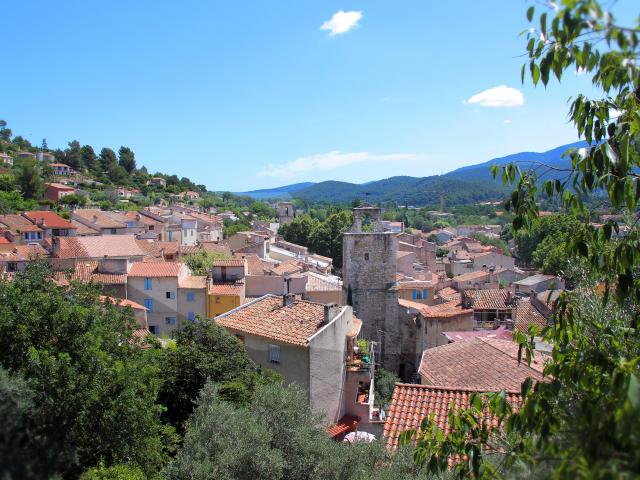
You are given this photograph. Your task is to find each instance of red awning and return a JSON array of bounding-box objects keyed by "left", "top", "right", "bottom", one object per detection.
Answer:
[{"left": 327, "top": 415, "right": 360, "bottom": 439}]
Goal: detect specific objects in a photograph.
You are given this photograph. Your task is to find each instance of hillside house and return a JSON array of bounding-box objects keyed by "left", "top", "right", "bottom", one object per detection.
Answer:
[
  {"left": 48, "top": 163, "right": 72, "bottom": 176},
  {"left": 45, "top": 183, "right": 76, "bottom": 201},
  {"left": 216, "top": 295, "right": 378, "bottom": 430},
  {"left": 23, "top": 211, "right": 76, "bottom": 237}
]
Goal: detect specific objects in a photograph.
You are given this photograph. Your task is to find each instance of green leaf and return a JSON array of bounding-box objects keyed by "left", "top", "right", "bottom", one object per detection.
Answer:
[{"left": 527, "top": 6, "right": 535, "bottom": 22}]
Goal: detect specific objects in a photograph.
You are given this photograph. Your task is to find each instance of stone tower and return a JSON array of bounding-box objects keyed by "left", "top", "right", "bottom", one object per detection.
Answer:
[
  {"left": 277, "top": 202, "right": 295, "bottom": 225},
  {"left": 342, "top": 204, "right": 400, "bottom": 372}
]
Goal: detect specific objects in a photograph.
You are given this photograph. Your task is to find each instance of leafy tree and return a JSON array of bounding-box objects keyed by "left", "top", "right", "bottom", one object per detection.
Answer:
[
  {"left": 107, "top": 163, "right": 128, "bottom": 184},
  {"left": 118, "top": 146, "right": 136, "bottom": 173},
  {"left": 374, "top": 368, "right": 400, "bottom": 408},
  {"left": 12, "top": 135, "right": 32, "bottom": 150},
  {"left": 99, "top": 147, "right": 118, "bottom": 172},
  {"left": 0, "top": 262, "right": 177, "bottom": 478},
  {"left": 59, "top": 193, "right": 89, "bottom": 207},
  {"left": 407, "top": 2, "right": 640, "bottom": 478},
  {"left": 80, "top": 463, "right": 147, "bottom": 480},
  {"left": 0, "top": 173, "right": 15, "bottom": 192},
  {"left": 0, "top": 119, "right": 11, "bottom": 141},
  {"left": 223, "top": 221, "right": 252, "bottom": 238},
  {"left": 81, "top": 144, "right": 99, "bottom": 172},
  {"left": 184, "top": 250, "right": 233, "bottom": 275},
  {"left": 17, "top": 158, "right": 44, "bottom": 199},
  {"left": 157, "top": 318, "right": 271, "bottom": 432},
  {"left": 65, "top": 140, "right": 83, "bottom": 170},
  {"left": 471, "top": 232, "right": 510, "bottom": 256},
  {"left": 41, "top": 138, "right": 48, "bottom": 150}
]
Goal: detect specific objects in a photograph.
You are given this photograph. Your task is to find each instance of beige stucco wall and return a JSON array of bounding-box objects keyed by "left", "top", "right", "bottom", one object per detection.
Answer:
[
  {"left": 128, "top": 276, "right": 180, "bottom": 337},
  {"left": 303, "top": 289, "right": 343, "bottom": 305},
  {"left": 177, "top": 286, "right": 207, "bottom": 323},
  {"left": 245, "top": 274, "right": 306, "bottom": 297},
  {"left": 417, "top": 313, "right": 474, "bottom": 360},
  {"left": 308, "top": 306, "right": 353, "bottom": 423}
]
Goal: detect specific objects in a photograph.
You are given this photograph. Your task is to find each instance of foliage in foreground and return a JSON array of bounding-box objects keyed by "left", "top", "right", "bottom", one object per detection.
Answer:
[
  {"left": 166, "top": 380, "right": 440, "bottom": 480},
  {"left": 405, "top": 1, "right": 640, "bottom": 477}
]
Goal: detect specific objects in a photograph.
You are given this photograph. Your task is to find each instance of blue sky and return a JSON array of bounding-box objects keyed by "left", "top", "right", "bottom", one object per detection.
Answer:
[{"left": 2, "top": 1, "right": 635, "bottom": 191}]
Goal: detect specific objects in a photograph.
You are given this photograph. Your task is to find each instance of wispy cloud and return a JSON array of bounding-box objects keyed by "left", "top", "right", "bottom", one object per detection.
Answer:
[
  {"left": 503, "top": 119, "right": 511, "bottom": 124},
  {"left": 321, "top": 10, "right": 363, "bottom": 36},
  {"left": 257, "top": 151, "right": 421, "bottom": 179},
  {"left": 464, "top": 85, "right": 524, "bottom": 107}
]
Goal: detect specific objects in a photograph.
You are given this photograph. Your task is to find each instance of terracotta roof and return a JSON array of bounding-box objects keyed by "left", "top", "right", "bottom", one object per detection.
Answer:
[
  {"left": 0, "top": 244, "right": 49, "bottom": 261},
  {"left": 99, "top": 295, "right": 147, "bottom": 310},
  {"left": 515, "top": 298, "right": 547, "bottom": 332},
  {"left": 419, "top": 337, "right": 545, "bottom": 391},
  {"left": 179, "top": 245, "right": 200, "bottom": 255},
  {"left": 116, "top": 210, "right": 163, "bottom": 226},
  {"left": 212, "top": 259, "right": 246, "bottom": 267},
  {"left": 383, "top": 384, "right": 522, "bottom": 448},
  {"left": 23, "top": 211, "right": 75, "bottom": 230},
  {"left": 128, "top": 261, "right": 183, "bottom": 277},
  {"left": 465, "top": 289, "right": 513, "bottom": 310},
  {"left": 70, "top": 219, "right": 100, "bottom": 235},
  {"left": 0, "top": 214, "right": 39, "bottom": 231},
  {"left": 234, "top": 253, "right": 266, "bottom": 275},
  {"left": 73, "top": 209, "right": 126, "bottom": 229},
  {"left": 0, "top": 237, "right": 10, "bottom": 244},
  {"left": 179, "top": 275, "right": 207, "bottom": 289},
  {"left": 201, "top": 242, "right": 232, "bottom": 256},
  {"left": 327, "top": 415, "right": 360, "bottom": 438},
  {"left": 209, "top": 281, "right": 245, "bottom": 295},
  {"left": 216, "top": 294, "right": 329, "bottom": 347},
  {"left": 53, "top": 261, "right": 127, "bottom": 285},
  {"left": 437, "top": 286, "right": 460, "bottom": 301},
  {"left": 270, "top": 261, "right": 303, "bottom": 276},
  {"left": 54, "top": 236, "right": 147, "bottom": 259},
  {"left": 47, "top": 182, "right": 75, "bottom": 191},
  {"left": 347, "top": 317, "right": 362, "bottom": 337},
  {"left": 453, "top": 270, "right": 490, "bottom": 282},
  {"left": 399, "top": 298, "right": 473, "bottom": 319},
  {"left": 155, "top": 241, "right": 180, "bottom": 255}
]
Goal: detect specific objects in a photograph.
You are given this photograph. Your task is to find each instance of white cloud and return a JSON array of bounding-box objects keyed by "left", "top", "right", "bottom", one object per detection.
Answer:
[
  {"left": 464, "top": 85, "right": 525, "bottom": 108},
  {"left": 320, "top": 10, "right": 363, "bottom": 36},
  {"left": 503, "top": 119, "right": 511, "bottom": 124},
  {"left": 257, "top": 151, "right": 420, "bottom": 179}
]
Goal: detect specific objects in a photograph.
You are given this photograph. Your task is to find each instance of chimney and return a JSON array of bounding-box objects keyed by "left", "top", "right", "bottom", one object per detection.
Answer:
[
  {"left": 323, "top": 302, "right": 339, "bottom": 325},
  {"left": 136, "top": 214, "right": 141, "bottom": 221},
  {"left": 52, "top": 237, "right": 61, "bottom": 256},
  {"left": 282, "top": 293, "right": 295, "bottom": 307},
  {"left": 92, "top": 214, "right": 98, "bottom": 224}
]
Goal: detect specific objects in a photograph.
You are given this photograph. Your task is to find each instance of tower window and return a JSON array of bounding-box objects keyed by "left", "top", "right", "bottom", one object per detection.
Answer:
[{"left": 364, "top": 253, "right": 370, "bottom": 261}]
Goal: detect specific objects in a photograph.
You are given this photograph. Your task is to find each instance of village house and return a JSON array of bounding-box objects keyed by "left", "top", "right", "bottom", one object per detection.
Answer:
[
  {"left": 207, "top": 259, "right": 247, "bottom": 317},
  {"left": 0, "top": 152, "right": 13, "bottom": 166},
  {"left": 127, "top": 262, "right": 190, "bottom": 336},
  {"left": 48, "top": 163, "right": 72, "bottom": 176},
  {"left": 45, "top": 183, "right": 76, "bottom": 202},
  {"left": 0, "top": 214, "right": 46, "bottom": 244},
  {"left": 0, "top": 244, "right": 49, "bottom": 274},
  {"left": 72, "top": 209, "right": 128, "bottom": 235},
  {"left": 147, "top": 177, "right": 167, "bottom": 187},
  {"left": 513, "top": 273, "right": 564, "bottom": 295},
  {"left": 177, "top": 275, "right": 208, "bottom": 324},
  {"left": 23, "top": 211, "right": 77, "bottom": 237},
  {"left": 396, "top": 279, "right": 437, "bottom": 305},
  {"left": 277, "top": 201, "right": 295, "bottom": 225},
  {"left": 216, "top": 295, "right": 379, "bottom": 432}
]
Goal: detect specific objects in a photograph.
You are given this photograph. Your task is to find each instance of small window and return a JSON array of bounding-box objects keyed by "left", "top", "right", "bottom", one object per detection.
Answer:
[
  {"left": 412, "top": 290, "right": 418, "bottom": 300},
  {"left": 149, "top": 225, "right": 154, "bottom": 230},
  {"left": 364, "top": 253, "right": 370, "bottom": 261},
  {"left": 144, "top": 299, "right": 153, "bottom": 312},
  {"left": 186, "top": 292, "right": 195, "bottom": 302},
  {"left": 110, "top": 228, "right": 117, "bottom": 234},
  {"left": 236, "top": 334, "right": 245, "bottom": 343},
  {"left": 148, "top": 325, "right": 157, "bottom": 334},
  {"left": 215, "top": 296, "right": 221, "bottom": 304},
  {"left": 269, "top": 344, "right": 281, "bottom": 364},
  {"left": 166, "top": 291, "right": 175, "bottom": 299},
  {"left": 144, "top": 277, "right": 153, "bottom": 291},
  {"left": 165, "top": 317, "right": 176, "bottom": 326},
  {"left": 187, "top": 311, "right": 195, "bottom": 321}
]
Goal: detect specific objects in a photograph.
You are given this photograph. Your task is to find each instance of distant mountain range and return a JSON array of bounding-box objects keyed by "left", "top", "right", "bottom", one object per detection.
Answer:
[{"left": 238, "top": 141, "right": 587, "bottom": 206}]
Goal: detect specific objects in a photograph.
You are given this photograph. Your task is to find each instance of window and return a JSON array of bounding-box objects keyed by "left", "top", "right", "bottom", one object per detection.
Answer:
[
  {"left": 412, "top": 290, "right": 426, "bottom": 300},
  {"left": 109, "top": 228, "right": 117, "bottom": 234},
  {"left": 187, "top": 311, "right": 195, "bottom": 321},
  {"left": 166, "top": 291, "right": 175, "bottom": 299},
  {"left": 364, "top": 253, "right": 370, "bottom": 261},
  {"left": 149, "top": 225, "right": 154, "bottom": 230},
  {"left": 165, "top": 317, "right": 176, "bottom": 326},
  {"left": 422, "top": 289, "right": 428, "bottom": 300},
  {"left": 144, "top": 299, "right": 153, "bottom": 312},
  {"left": 412, "top": 289, "right": 418, "bottom": 300},
  {"left": 7, "top": 262, "right": 17, "bottom": 272},
  {"left": 186, "top": 292, "right": 195, "bottom": 302},
  {"left": 148, "top": 325, "right": 157, "bottom": 334},
  {"left": 269, "top": 344, "right": 281, "bottom": 363},
  {"left": 215, "top": 296, "right": 221, "bottom": 304},
  {"left": 236, "top": 334, "right": 245, "bottom": 343},
  {"left": 126, "top": 221, "right": 134, "bottom": 227},
  {"left": 144, "top": 277, "right": 153, "bottom": 290}
]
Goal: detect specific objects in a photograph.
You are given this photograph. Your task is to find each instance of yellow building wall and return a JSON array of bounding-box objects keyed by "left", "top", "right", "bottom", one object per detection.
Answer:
[{"left": 207, "top": 293, "right": 241, "bottom": 317}]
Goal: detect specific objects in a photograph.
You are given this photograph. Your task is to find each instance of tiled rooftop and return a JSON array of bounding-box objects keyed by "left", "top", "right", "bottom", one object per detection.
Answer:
[
  {"left": 128, "top": 261, "right": 183, "bottom": 277},
  {"left": 383, "top": 383, "right": 522, "bottom": 448},
  {"left": 209, "top": 281, "right": 245, "bottom": 295},
  {"left": 419, "top": 337, "right": 545, "bottom": 392},
  {"left": 399, "top": 298, "right": 472, "bottom": 319},
  {"left": 54, "top": 235, "right": 147, "bottom": 259},
  {"left": 23, "top": 211, "right": 75, "bottom": 230},
  {"left": 515, "top": 298, "right": 547, "bottom": 332},
  {"left": 465, "top": 289, "right": 513, "bottom": 310},
  {"left": 216, "top": 294, "right": 329, "bottom": 347},
  {"left": 212, "top": 259, "right": 246, "bottom": 267}
]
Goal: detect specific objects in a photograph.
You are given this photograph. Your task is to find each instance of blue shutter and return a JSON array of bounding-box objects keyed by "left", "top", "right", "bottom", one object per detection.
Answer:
[
  {"left": 144, "top": 278, "right": 152, "bottom": 290},
  {"left": 144, "top": 299, "right": 153, "bottom": 312},
  {"left": 188, "top": 311, "right": 195, "bottom": 321},
  {"left": 423, "top": 289, "right": 427, "bottom": 300},
  {"left": 412, "top": 290, "right": 418, "bottom": 300}
]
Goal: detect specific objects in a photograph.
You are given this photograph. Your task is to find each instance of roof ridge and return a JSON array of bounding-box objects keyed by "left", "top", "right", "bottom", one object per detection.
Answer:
[{"left": 394, "top": 382, "right": 521, "bottom": 395}]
